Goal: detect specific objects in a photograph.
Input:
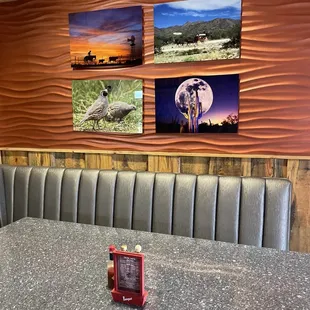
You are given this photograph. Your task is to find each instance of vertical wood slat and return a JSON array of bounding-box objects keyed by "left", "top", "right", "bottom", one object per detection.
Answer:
[
  {"left": 251, "top": 158, "right": 275, "bottom": 177},
  {"left": 241, "top": 158, "right": 251, "bottom": 177},
  {"left": 148, "top": 155, "right": 180, "bottom": 173},
  {"left": 293, "top": 160, "right": 309, "bottom": 252},
  {"left": 274, "top": 159, "right": 287, "bottom": 178},
  {"left": 28, "top": 152, "right": 51, "bottom": 166},
  {"left": 208, "top": 158, "right": 217, "bottom": 175},
  {"left": 287, "top": 160, "right": 299, "bottom": 188},
  {"left": 209, "top": 158, "right": 242, "bottom": 176},
  {"left": 85, "top": 154, "right": 113, "bottom": 170},
  {"left": 251, "top": 159, "right": 268, "bottom": 177},
  {"left": 53, "top": 152, "right": 66, "bottom": 168},
  {"left": 85, "top": 154, "right": 100, "bottom": 169},
  {"left": 28, "top": 152, "right": 41, "bottom": 166},
  {"left": 112, "top": 154, "right": 148, "bottom": 171},
  {"left": 2, "top": 151, "right": 28, "bottom": 166},
  {"left": 180, "top": 157, "right": 210, "bottom": 175},
  {"left": 287, "top": 159, "right": 302, "bottom": 252},
  {"left": 65, "top": 153, "right": 85, "bottom": 169},
  {"left": 99, "top": 154, "right": 113, "bottom": 169},
  {"left": 265, "top": 159, "right": 275, "bottom": 177}
]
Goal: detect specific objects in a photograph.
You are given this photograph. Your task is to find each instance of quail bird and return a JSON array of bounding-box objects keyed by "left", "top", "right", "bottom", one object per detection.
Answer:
[
  {"left": 105, "top": 101, "right": 137, "bottom": 123},
  {"left": 80, "top": 87, "right": 111, "bottom": 130}
]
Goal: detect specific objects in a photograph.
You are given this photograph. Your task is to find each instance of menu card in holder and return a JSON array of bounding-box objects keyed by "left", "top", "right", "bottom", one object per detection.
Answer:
[{"left": 111, "top": 249, "right": 148, "bottom": 307}]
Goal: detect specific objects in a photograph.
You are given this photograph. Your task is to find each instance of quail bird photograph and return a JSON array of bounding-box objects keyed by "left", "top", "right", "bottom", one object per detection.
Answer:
[{"left": 72, "top": 79, "right": 143, "bottom": 133}]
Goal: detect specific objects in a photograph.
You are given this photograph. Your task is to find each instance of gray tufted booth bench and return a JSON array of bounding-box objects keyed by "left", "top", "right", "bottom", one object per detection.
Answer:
[{"left": 0, "top": 165, "right": 292, "bottom": 250}]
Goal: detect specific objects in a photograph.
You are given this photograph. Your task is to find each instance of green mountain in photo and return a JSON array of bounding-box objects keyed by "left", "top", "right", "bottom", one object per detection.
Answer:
[{"left": 155, "top": 18, "right": 241, "bottom": 51}]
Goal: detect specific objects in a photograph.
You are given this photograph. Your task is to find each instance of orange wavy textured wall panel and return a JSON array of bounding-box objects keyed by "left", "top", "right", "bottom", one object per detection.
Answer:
[{"left": 0, "top": 0, "right": 310, "bottom": 155}]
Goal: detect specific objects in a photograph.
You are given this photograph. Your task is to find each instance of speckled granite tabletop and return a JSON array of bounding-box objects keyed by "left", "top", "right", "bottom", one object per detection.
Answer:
[{"left": 0, "top": 218, "right": 310, "bottom": 310}]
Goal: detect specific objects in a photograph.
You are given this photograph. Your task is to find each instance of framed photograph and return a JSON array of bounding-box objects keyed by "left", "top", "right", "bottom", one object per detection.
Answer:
[
  {"left": 155, "top": 74, "right": 239, "bottom": 134},
  {"left": 154, "top": 0, "right": 241, "bottom": 64},
  {"left": 72, "top": 80, "right": 143, "bottom": 134},
  {"left": 69, "top": 6, "right": 143, "bottom": 69}
]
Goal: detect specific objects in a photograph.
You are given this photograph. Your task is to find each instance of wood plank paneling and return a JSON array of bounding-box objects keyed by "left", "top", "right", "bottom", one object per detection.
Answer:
[{"left": 0, "top": 0, "right": 310, "bottom": 155}]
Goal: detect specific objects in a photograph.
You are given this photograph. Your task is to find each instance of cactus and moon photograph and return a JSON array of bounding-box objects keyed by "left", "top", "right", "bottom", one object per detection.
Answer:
[
  {"left": 72, "top": 80, "right": 143, "bottom": 134},
  {"left": 154, "top": 0, "right": 241, "bottom": 64},
  {"left": 155, "top": 74, "right": 239, "bottom": 133},
  {"left": 69, "top": 6, "right": 143, "bottom": 69}
]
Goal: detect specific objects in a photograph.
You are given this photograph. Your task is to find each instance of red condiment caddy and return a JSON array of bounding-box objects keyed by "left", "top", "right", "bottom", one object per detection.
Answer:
[{"left": 110, "top": 245, "right": 148, "bottom": 307}]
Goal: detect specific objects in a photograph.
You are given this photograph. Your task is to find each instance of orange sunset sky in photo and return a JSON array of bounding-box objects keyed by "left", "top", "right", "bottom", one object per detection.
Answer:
[{"left": 69, "top": 6, "right": 142, "bottom": 62}]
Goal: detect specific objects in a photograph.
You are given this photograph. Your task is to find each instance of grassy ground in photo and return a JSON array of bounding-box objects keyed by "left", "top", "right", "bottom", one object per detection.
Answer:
[
  {"left": 155, "top": 48, "right": 239, "bottom": 63},
  {"left": 72, "top": 80, "right": 143, "bottom": 134},
  {"left": 155, "top": 39, "right": 239, "bottom": 64}
]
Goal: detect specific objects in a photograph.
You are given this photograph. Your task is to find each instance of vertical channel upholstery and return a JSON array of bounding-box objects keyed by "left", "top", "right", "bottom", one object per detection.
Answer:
[
  {"left": 96, "top": 170, "right": 117, "bottom": 227},
  {"left": 132, "top": 172, "right": 155, "bottom": 232},
  {"left": 0, "top": 165, "right": 292, "bottom": 250},
  {"left": 113, "top": 171, "right": 136, "bottom": 229},
  {"left": 78, "top": 169, "right": 99, "bottom": 225},
  {"left": 44, "top": 168, "right": 65, "bottom": 221},
  {"left": 0, "top": 168, "right": 7, "bottom": 227},
  {"left": 263, "top": 179, "right": 291, "bottom": 251},
  {"left": 194, "top": 175, "right": 218, "bottom": 240},
  {"left": 152, "top": 173, "right": 175, "bottom": 235},
  {"left": 1, "top": 166, "right": 16, "bottom": 224},
  {"left": 60, "top": 169, "right": 82, "bottom": 223},
  {"left": 28, "top": 167, "right": 49, "bottom": 219},
  {"left": 13, "top": 167, "right": 33, "bottom": 222},
  {"left": 239, "top": 178, "right": 265, "bottom": 247},
  {"left": 216, "top": 177, "right": 242, "bottom": 243},
  {"left": 172, "top": 174, "right": 196, "bottom": 237}
]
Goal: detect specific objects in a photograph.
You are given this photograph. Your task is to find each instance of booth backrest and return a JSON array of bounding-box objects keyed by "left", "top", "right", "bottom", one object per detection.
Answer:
[{"left": 0, "top": 165, "right": 292, "bottom": 250}]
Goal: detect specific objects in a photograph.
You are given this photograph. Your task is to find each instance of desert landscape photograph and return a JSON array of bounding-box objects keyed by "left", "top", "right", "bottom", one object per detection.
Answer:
[
  {"left": 69, "top": 6, "right": 143, "bottom": 69},
  {"left": 154, "top": 0, "right": 241, "bottom": 64},
  {"left": 156, "top": 74, "right": 239, "bottom": 134},
  {"left": 72, "top": 80, "right": 143, "bottom": 134}
]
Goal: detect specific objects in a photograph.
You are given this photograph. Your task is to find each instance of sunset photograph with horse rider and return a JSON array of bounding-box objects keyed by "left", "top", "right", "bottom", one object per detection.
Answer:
[
  {"left": 69, "top": 6, "right": 143, "bottom": 69},
  {"left": 154, "top": 0, "right": 241, "bottom": 64}
]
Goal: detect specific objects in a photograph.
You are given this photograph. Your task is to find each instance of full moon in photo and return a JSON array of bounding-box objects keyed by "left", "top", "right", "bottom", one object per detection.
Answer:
[{"left": 175, "top": 78, "right": 213, "bottom": 119}]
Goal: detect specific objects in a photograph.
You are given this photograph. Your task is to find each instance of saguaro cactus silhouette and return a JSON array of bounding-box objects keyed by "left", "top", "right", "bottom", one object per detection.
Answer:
[
  {"left": 185, "top": 81, "right": 205, "bottom": 133},
  {"left": 175, "top": 78, "right": 213, "bottom": 133}
]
